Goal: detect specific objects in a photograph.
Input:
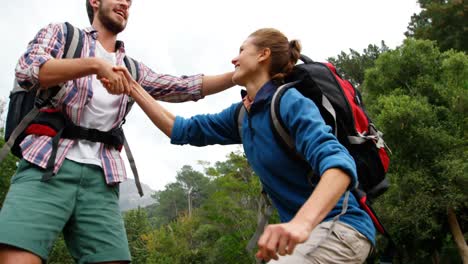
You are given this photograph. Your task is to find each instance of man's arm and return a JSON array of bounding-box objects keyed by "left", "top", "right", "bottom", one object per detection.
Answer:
[
  {"left": 201, "top": 71, "right": 235, "bottom": 96},
  {"left": 137, "top": 62, "right": 234, "bottom": 102},
  {"left": 16, "top": 23, "right": 129, "bottom": 94},
  {"left": 39, "top": 58, "right": 130, "bottom": 94}
]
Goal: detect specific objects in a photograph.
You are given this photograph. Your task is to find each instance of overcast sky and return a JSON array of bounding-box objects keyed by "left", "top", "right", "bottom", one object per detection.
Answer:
[{"left": 1, "top": 0, "right": 420, "bottom": 192}]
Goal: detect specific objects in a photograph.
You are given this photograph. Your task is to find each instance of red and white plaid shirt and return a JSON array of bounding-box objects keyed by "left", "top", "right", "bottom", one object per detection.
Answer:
[{"left": 16, "top": 23, "right": 204, "bottom": 184}]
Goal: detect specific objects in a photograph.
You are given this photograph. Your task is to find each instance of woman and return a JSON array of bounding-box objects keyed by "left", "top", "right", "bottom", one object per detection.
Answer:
[{"left": 113, "top": 28, "right": 375, "bottom": 263}]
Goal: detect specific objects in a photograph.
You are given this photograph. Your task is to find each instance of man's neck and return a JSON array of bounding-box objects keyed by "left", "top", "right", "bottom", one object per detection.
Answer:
[{"left": 92, "top": 21, "right": 118, "bottom": 53}]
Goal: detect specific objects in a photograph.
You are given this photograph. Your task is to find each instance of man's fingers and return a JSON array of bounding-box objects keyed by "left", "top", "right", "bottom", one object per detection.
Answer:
[
  {"left": 100, "top": 77, "right": 110, "bottom": 84},
  {"left": 113, "top": 66, "right": 133, "bottom": 81},
  {"left": 113, "top": 66, "right": 127, "bottom": 72},
  {"left": 110, "top": 78, "right": 119, "bottom": 94}
]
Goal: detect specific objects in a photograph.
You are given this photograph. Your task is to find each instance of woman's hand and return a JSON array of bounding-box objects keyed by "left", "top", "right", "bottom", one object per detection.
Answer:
[{"left": 256, "top": 219, "right": 312, "bottom": 262}]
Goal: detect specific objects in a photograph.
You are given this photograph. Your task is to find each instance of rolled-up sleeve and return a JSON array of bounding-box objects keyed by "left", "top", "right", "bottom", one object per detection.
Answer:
[
  {"left": 15, "top": 23, "right": 65, "bottom": 90},
  {"left": 138, "top": 62, "right": 204, "bottom": 103}
]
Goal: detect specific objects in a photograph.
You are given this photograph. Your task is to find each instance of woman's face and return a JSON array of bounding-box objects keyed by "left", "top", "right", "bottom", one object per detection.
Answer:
[{"left": 231, "top": 37, "right": 263, "bottom": 86}]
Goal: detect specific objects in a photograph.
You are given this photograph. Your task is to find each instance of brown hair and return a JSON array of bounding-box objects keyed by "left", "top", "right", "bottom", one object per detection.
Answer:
[
  {"left": 249, "top": 28, "right": 302, "bottom": 81},
  {"left": 86, "top": 0, "right": 94, "bottom": 24}
]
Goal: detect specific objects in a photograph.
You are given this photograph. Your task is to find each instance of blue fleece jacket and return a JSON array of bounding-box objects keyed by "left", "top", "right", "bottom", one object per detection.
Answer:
[{"left": 171, "top": 81, "right": 376, "bottom": 244}]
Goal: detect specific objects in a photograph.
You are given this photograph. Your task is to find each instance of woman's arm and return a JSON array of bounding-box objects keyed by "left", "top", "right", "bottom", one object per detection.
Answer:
[
  {"left": 256, "top": 89, "right": 357, "bottom": 261},
  {"left": 113, "top": 67, "right": 241, "bottom": 144},
  {"left": 111, "top": 68, "right": 175, "bottom": 137},
  {"left": 256, "top": 168, "right": 350, "bottom": 261},
  {"left": 130, "top": 78, "right": 175, "bottom": 137}
]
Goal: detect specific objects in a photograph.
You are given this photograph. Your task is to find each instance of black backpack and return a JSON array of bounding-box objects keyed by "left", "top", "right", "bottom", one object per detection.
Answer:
[
  {"left": 238, "top": 55, "right": 396, "bottom": 262},
  {"left": 0, "top": 22, "right": 144, "bottom": 196}
]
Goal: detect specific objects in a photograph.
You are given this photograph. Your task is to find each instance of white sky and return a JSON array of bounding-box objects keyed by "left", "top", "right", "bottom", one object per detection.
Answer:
[{"left": 1, "top": 0, "right": 420, "bottom": 192}]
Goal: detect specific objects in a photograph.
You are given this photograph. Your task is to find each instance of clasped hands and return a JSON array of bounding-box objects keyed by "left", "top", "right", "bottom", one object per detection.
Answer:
[{"left": 96, "top": 60, "right": 135, "bottom": 95}]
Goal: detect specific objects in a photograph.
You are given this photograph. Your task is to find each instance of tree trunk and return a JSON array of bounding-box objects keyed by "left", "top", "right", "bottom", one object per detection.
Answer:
[
  {"left": 447, "top": 207, "right": 468, "bottom": 263},
  {"left": 431, "top": 250, "right": 439, "bottom": 264}
]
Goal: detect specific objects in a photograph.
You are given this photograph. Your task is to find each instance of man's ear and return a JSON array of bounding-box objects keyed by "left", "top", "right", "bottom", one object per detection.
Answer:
[
  {"left": 257, "top": 48, "right": 271, "bottom": 63},
  {"left": 90, "top": 0, "right": 99, "bottom": 9}
]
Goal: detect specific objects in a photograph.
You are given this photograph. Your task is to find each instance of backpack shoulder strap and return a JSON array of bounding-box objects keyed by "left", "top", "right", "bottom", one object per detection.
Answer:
[
  {"left": 235, "top": 102, "right": 246, "bottom": 141},
  {"left": 123, "top": 56, "right": 140, "bottom": 115},
  {"left": 122, "top": 56, "right": 144, "bottom": 197},
  {"left": 123, "top": 56, "right": 140, "bottom": 82},
  {"left": 270, "top": 81, "right": 302, "bottom": 157},
  {"left": 63, "top": 22, "right": 84, "bottom": 59}
]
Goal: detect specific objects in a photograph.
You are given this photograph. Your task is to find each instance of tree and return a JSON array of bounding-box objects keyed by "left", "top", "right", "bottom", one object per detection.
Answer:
[
  {"left": 199, "top": 151, "right": 267, "bottom": 263},
  {"left": 176, "top": 165, "right": 212, "bottom": 216},
  {"left": 327, "top": 41, "right": 389, "bottom": 88},
  {"left": 148, "top": 165, "right": 213, "bottom": 226},
  {"left": 363, "top": 38, "right": 467, "bottom": 262},
  {"left": 0, "top": 138, "right": 17, "bottom": 208},
  {"left": 148, "top": 182, "right": 186, "bottom": 226},
  {"left": 406, "top": 0, "right": 467, "bottom": 52},
  {"left": 144, "top": 151, "right": 265, "bottom": 263},
  {"left": 124, "top": 208, "right": 151, "bottom": 264},
  {"left": 48, "top": 235, "right": 74, "bottom": 264},
  {"left": 0, "top": 99, "right": 18, "bottom": 208}
]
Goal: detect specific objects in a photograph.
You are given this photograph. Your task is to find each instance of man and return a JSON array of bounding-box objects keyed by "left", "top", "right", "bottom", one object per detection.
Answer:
[{"left": 0, "top": 0, "right": 234, "bottom": 263}]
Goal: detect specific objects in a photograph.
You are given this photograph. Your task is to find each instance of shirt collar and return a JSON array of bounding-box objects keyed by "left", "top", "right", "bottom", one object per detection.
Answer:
[
  {"left": 240, "top": 80, "right": 278, "bottom": 103},
  {"left": 240, "top": 80, "right": 279, "bottom": 112},
  {"left": 83, "top": 26, "right": 126, "bottom": 52},
  {"left": 255, "top": 80, "right": 278, "bottom": 103}
]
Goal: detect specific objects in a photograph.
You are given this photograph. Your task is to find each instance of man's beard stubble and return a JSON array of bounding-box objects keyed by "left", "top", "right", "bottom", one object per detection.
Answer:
[{"left": 97, "top": 7, "right": 126, "bottom": 34}]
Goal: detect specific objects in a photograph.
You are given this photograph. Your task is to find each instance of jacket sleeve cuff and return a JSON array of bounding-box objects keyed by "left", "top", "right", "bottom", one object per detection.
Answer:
[
  {"left": 319, "top": 155, "right": 358, "bottom": 190},
  {"left": 170, "top": 116, "right": 188, "bottom": 145}
]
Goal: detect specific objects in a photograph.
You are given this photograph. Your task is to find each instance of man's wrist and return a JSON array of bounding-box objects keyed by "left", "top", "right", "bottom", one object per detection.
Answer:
[{"left": 88, "top": 58, "right": 102, "bottom": 75}]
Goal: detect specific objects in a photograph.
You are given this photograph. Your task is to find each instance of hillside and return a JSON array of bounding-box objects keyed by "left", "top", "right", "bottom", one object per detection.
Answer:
[{"left": 119, "top": 179, "right": 156, "bottom": 211}]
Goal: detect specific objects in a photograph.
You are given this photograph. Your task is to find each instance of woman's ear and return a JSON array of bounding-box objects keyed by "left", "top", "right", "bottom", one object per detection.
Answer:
[{"left": 257, "top": 48, "right": 271, "bottom": 63}]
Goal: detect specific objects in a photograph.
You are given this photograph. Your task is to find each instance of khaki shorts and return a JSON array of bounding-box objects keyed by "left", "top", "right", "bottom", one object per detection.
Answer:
[
  {"left": 268, "top": 221, "right": 371, "bottom": 264},
  {"left": 0, "top": 159, "right": 131, "bottom": 263}
]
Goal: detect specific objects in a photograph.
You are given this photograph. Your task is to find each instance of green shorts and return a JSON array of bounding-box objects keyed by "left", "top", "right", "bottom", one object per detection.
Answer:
[{"left": 0, "top": 159, "right": 131, "bottom": 263}]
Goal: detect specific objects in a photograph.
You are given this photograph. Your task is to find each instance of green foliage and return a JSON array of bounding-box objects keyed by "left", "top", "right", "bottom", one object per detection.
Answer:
[
  {"left": 48, "top": 235, "right": 74, "bottom": 264},
  {"left": 147, "top": 165, "right": 213, "bottom": 226},
  {"left": 0, "top": 132, "right": 18, "bottom": 208},
  {"left": 363, "top": 38, "right": 467, "bottom": 262},
  {"left": 327, "top": 41, "right": 389, "bottom": 87},
  {"left": 364, "top": 39, "right": 443, "bottom": 103},
  {"left": 406, "top": 0, "right": 467, "bottom": 53},
  {"left": 142, "top": 151, "right": 264, "bottom": 263},
  {"left": 125, "top": 208, "right": 151, "bottom": 264}
]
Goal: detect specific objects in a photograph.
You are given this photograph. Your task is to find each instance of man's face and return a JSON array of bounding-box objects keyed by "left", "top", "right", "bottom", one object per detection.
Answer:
[{"left": 97, "top": 0, "right": 132, "bottom": 34}]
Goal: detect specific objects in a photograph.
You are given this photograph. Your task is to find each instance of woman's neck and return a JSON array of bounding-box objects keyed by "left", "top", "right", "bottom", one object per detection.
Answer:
[{"left": 245, "top": 72, "right": 270, "bottom": 100}]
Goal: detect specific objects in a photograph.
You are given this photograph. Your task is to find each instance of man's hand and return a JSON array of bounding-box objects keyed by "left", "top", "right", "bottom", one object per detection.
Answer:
[
  {"left": 96, "top": 59, "right": 131, "bottom": 95},
  {"left": 256, "top": 220, "right": 311, "bottom": 262}
]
